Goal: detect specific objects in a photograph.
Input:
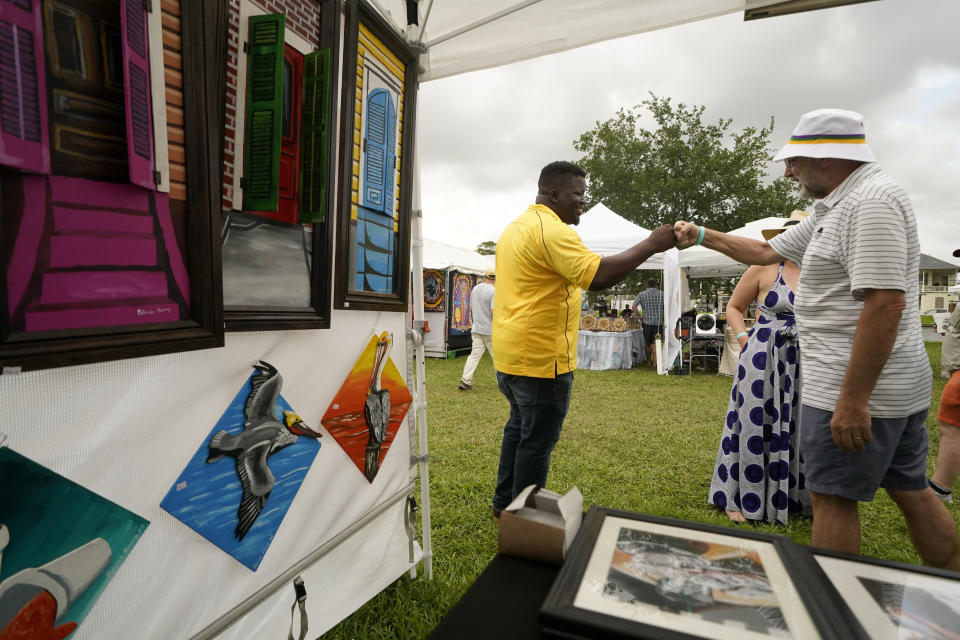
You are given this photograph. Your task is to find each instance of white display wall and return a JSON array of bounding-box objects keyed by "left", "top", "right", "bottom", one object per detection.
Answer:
[{"left": 0, "top": 311, "right": 419, "bottom": 638}]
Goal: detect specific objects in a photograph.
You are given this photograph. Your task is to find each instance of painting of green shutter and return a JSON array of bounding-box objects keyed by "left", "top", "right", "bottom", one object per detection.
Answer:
[
  {"left": 299, "top": 48, "right": 331, "bottom": 223},
  {"left": 242, "top": 14, "right": 285, "bottom": 212}
]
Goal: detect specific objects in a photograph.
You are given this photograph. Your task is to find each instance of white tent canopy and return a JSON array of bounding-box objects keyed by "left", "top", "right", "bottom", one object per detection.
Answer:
[
  {"left": 681, "top": 216, "right": 796, "bottom": 277},
  {"left": 575, "top": 202, "right": 664, "bottom": 268},
  {"left": 422, "top": 237, "right": 494, "bottom": 275},
  {"left": 575, "top": 209, "right": 798, "bottom": 277},
  {"left": 387, "top": 0, "right": 786, "bottom": 80},
  {"left": 573, "top": 202, "right": 680, "bottom": 372}
]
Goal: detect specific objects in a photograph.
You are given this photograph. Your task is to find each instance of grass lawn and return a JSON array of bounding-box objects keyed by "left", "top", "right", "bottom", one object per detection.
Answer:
[{"left": 322, "top": 342, "right": 955, "bottom": 639}]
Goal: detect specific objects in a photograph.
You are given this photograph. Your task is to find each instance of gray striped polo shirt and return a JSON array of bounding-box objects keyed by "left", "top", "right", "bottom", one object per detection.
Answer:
[{"left": 769, "top": 162, "right": 931, "bottom": 417}]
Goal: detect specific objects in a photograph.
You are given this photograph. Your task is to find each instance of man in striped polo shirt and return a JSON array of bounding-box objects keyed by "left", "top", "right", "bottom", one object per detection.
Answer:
[{"left": 674, "top": 109, "right": 958, "bottom": 570}]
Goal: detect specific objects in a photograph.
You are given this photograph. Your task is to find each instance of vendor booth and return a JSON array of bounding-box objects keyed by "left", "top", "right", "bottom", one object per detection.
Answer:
[
  {"left": 1, "top": 3, "right": 436, "bottom": 639},
  {"left": 420, "top": 238, "right": 494, "bottom": 358},
  {"left": 575, "top": 203, "right": 681, "bottom": 373},
  {"left": 577, "top": 209, "right": 808, "bottom": 373}
]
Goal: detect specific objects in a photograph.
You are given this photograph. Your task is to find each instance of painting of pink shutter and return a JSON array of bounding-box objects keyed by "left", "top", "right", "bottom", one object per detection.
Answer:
[
  {"left": 0, "top": 0, "right": 50, "bottom": 173},
  {"left": 120, "top": 0, "right": 155, "bottom": 190}
]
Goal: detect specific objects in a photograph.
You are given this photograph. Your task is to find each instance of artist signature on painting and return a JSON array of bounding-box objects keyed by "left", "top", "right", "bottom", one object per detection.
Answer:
[{"left": 137, "top": 306, "right": 173, "bottom": 317}]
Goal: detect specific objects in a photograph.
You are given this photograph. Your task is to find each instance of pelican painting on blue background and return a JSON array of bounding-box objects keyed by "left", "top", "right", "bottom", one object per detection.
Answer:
[{"left": 161, "top": 361, "right": 322, "bottom": 571}]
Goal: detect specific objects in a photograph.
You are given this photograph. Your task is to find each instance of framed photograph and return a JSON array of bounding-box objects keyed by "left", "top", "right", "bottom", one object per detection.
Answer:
[
  {"left": 812, "top": 547, "right": 960, "bottom": 639},
  {"left": 218, "top": 0, "right": 340, "bottom": 330},
  {"left": 334, "top": 0, "right": 418, "bottom": 312},
  {"left": 0, "top": 1, "right": 225, "bottom": 371},
  {"left": 540, "top": 506, "right": 842, "bottom": 640}
]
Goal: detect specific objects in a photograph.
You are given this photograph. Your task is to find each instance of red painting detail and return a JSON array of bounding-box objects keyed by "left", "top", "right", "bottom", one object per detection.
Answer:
[{"left": 0, "top": 591, "right": 77, "bottom": 640}]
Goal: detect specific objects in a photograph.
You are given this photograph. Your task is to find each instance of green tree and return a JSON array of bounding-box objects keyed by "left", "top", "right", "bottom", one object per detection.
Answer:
[
  {"left": 574, "top": 94, "right": 809, "bottom": 300},
  {"left": 476, "top": 240, "right": 496, "bottom": 255}
]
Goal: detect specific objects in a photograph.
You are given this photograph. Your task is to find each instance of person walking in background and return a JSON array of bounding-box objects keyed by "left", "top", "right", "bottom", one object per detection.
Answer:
[
  {"left": 631, "top": 279, "right": 663, "bottom": 366},
  {"left": 929, "top": 264, "right": 960, "bottom": 504},
  {"left": 675, "top": 109, "right": 959, "bottom": 570},
  {"left": 458, "top": 269, "right": 496, "bottom": 391},
  {"left": 709, "top": 217, "right": 808, "bottom": 524},
  {"left": 491, "top": 160, "right": 675, "bottom": 519}
]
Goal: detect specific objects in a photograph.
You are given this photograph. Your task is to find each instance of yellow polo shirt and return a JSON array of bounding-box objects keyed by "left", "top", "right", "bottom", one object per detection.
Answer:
[{"left": 493, "top": 204, "right": 601, "bottom": 378}]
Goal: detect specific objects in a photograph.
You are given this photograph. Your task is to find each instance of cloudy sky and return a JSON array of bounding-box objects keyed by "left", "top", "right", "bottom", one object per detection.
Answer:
[{"left": 415, "top": 0, "right": 960, "bottom": 264}]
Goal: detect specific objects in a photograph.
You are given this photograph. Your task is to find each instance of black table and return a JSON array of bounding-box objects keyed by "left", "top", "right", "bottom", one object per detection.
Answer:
[{"left": 427, "top": 554, "right": 561, "bottom": 639}]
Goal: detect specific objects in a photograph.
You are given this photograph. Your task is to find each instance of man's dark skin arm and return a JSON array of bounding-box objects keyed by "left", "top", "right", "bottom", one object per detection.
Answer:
[{"left": 589, "top": 224, "right": 676, "bottom": 291}]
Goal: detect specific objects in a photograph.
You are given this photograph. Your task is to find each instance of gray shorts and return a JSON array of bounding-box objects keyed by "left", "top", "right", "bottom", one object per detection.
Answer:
[{"left": 799, "top": 404, "right": 929, "bottom": 502}]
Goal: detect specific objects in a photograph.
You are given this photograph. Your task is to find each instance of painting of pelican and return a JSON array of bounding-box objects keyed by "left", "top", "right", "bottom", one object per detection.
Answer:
[
  {"left": 161, "top": 361, "right": 322, "bottom": 571},
  {"left": 363, "top": 333, "right": 391, "bottom": 481},
  {"left": 206, "top": 361, "right": 323, "bottom": 540},
  {"left": 322, "top": 331, "right": 411, "bottom": 482}
]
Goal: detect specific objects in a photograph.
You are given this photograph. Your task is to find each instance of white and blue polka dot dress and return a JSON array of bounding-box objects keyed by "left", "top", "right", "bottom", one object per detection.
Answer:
[{"left": 708, "top": 264, "right": 810, "bottom": 525}]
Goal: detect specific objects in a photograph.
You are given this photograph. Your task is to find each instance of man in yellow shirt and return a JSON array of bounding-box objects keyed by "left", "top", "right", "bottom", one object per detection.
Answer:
[{"left": 492, "top": 161, "right": 675, "bottom": 516}]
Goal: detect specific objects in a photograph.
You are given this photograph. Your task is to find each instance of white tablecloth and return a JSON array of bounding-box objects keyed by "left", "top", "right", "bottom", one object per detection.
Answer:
[{"left": 577, "top": 329, "right": 645, "bottom": 370}]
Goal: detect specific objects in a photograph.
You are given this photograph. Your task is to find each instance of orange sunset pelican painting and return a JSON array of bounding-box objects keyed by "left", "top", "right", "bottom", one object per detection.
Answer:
[{"left": 322, "top": 332, "right": 412, "bottom": 482}]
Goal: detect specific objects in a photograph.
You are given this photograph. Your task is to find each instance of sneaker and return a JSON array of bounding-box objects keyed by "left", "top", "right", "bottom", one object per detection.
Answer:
[
  {"left": 492, "top": 508, "right": 502, "bottom": 521},
  {"left": 457, "top": 380, "right": 472, "bottom": 391},
  {"left": 929, "top": 479, "right": 954, "bottom": 504}
]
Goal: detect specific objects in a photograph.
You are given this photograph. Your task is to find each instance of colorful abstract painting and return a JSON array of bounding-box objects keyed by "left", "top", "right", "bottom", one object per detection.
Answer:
[
  {"left": 448, "top": 272, "right": 475, "bottom": 335},
  {"left": 160, "top": 362, "right": 322, "bottom": 571},
  {"left": 321, "top": 332, "right": 412, "bottom": 482},
  {"left": 423, "top": 269, "right": 445, "bottom": 311},
  {"left": 0, "top": 447, "right": 148, "bottom": 638}
]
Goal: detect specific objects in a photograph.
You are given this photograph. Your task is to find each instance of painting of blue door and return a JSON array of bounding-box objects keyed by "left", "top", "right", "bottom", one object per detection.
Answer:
[{"left": 356, "top": 87, "right": 396, "bottom": 293}]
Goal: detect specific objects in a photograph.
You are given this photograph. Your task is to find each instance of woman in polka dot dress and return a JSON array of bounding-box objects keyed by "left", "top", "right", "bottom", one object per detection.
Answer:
[{"left": 708, "top": 258, "right": 810, "bottom": 524}]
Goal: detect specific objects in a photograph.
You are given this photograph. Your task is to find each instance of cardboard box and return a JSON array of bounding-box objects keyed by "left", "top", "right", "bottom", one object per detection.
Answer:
[{"left": 497, "top": 485, "right": 583, "bottom": 564}]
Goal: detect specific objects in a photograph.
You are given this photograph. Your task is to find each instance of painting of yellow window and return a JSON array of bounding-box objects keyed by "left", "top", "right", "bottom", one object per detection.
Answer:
[{"left": 336, "top": 1, "right": 417, "bottom": 311}]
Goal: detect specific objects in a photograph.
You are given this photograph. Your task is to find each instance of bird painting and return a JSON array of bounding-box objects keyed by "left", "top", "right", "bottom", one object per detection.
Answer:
[
  {"left": 363, "top": 331, "right": 392, "bottom": 481},
  {"left": 206, "top": 361, "right": 322, "bottom": 540},
  {"left": 321, "top": 331, "right": 411, "bottom": 483}
]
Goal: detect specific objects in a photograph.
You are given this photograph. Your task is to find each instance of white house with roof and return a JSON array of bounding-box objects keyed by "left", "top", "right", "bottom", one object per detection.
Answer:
[{"left": 919, "top": 253, "right": 960, "bottom": 312}]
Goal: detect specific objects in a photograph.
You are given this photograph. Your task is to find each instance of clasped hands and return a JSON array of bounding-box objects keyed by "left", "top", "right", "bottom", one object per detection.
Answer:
[
  {"left": 645, "top": 222, "right": 700, "bottom": 252},
  {"left": 673, "top": 221, "right": 702, "bottom": 249}
]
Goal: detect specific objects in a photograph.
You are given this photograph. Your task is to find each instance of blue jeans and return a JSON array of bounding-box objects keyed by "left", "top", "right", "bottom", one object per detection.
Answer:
[{"left": 492, "top": 371, "right": 574, "bottom": 510}]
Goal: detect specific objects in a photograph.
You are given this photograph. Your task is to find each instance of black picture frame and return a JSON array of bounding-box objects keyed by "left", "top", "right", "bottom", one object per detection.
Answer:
[
  {"left": 221, "top": 0, "right": 340, "bottom": 331},
  {"left": 539, "top": 506, "right": 847, "bottom": 640},
  {"left": 333, "top": 0, "right": 417, "bottom": 312},
  {"left": 0, "top": 2, "right": 226, "bottom": 371},
  {"left": 808, "top": 546, "right": 960, "bottom": 639}
]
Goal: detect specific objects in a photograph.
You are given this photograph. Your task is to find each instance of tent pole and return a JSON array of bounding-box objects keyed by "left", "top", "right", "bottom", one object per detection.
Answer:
[
  {"left": 417, "top": 0, "right": 435, "bottom": 43},
  {"left": 408, "top": 86, "right": 433, "bottom": 581},
  {"left": 427, "top": 0, "right": 546, "bottom": 47}
]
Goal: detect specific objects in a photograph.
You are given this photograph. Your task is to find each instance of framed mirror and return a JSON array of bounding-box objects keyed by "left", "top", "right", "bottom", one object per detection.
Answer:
[{"left": 218, "top": 0, "right": 339, "bottom": 330}]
